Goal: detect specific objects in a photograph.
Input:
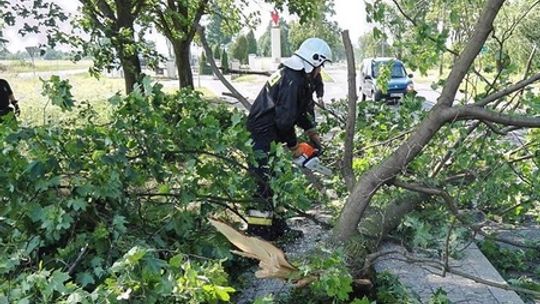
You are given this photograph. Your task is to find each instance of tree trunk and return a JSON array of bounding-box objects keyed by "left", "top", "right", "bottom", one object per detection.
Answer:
[
  {"left": 331, "top": 0, "right": 505, "bottom": 244},
  {"left": 332, "top": 111, "right": 448, "bottom": 243},
  {"left": 174, "top": 41, "right": 194, "bottom": 89},
  {"left": 115, "top": 0, "right": 142, "bottom": 94},
  {"left": 341, "top": 30, "right": 358, "bottom": 192},
  {"left": 359, "top": 193, "right": 430, "bottom": 246},
  {"left": 119, "top": 53, "right": 142, "bottom": 94}
]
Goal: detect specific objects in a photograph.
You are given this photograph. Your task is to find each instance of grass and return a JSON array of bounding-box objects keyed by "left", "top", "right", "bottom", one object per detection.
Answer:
[
  {"left": 10, "top": 73, "right": 124, "bottom": 126},
  {"left": 411, "top": 68, "right": 447, "bottom": 85},
  {"left": 0, "top": 60, "right": 92, "bottom": 74},
  {"left": 194, "top": 86, "right": 217, "bottom": 98},
  {"left": 9, "top": 72, "right": 222, "bottom": 126},
  {"left": 232, "top": 74, "right": 262, "bottom": 83}
]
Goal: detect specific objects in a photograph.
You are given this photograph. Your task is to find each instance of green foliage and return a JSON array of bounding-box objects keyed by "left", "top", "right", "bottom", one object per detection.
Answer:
[
  {"left": 291, "top": 247, "right": 354, "bottom": 303},
  {"left": 429, "top": 288, "right": 451, "bottom": 304},
  {"left": 221, "top": 51, "right": 230, "bottom": 74},
  {"left": 213, "top": 44, "right": 222, "bottom": 59},
  {"left": 253, "top": 295, "right": 275, "bottom": 304},
  {"left": 40, "top": 76, "right": 75, "bottom": 111},
  {"left": 397, "top": 211, "right": 468, "bottom": 256},
  {"left": 199, "top": 52, "right": 213, "bottom": 75},
  {"left": 246, "top": 30, "right": 258, "bottom": 55},
  {"left": 375, "top": 60, "right": 392, "bottom": 94},
  {"left": 206, "top": 11, "right": 233, "bottom": 47},
  {"left": 357, "top": 32, "right": 393, "bottom": 59},
  {"left": 317, "top": 94, "right": 425, "bottom": 182},
  {"left": 375, "top": 272, "right": 421, "bottom": 304},
  {"left": 270, "top": 0, "right": 328, "bottom": 23},
  {"left": 479, "top": 240, "right": 528, "bottom": 275},
  {"left": 42, "top": 48, "right": 70, "bottom": 60},
  {"left": 231, "top": 35, "right": 249, "bottom": 64},
  {"left": 0, "top": 78, "right": 319, "bottom": 302},
  {"left": 288, "top": 15, "right": 344, "bottom": 60},
  {"left": 350, "top": 297, "right": 374, "bottom": 304},
  {"left": 508, "top": 277, "right": 540, "bottom": 302}
]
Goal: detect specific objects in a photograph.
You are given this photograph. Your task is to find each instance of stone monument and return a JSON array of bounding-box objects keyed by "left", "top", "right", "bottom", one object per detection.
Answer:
[{"left": 270, "top": 10, "right": 281, "bottom": 63}]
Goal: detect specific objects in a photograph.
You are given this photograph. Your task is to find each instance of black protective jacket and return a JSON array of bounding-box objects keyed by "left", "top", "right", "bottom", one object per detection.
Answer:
[
  {"left": 247, "top": 67, "right": 316, "bottom": 148},
  {"left": 0, "top": 79, "right": 13, "bottom": 114}
]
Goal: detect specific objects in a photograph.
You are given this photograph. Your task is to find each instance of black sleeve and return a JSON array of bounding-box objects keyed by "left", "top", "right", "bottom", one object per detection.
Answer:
[
  {"left": 314, "top": 74, "right": 324, "bottom": 98},
  {"left": 1, "top": 80, "right": 12, "bottom": 95},
  {"left": 274, "top": 77, "right": 299, "bottom": 148},
  {"left": 296, "top": 100, "right": 316, "bottom": 131}
]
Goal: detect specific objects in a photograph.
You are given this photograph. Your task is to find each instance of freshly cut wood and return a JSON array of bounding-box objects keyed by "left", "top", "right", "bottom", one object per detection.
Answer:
[{"left": 209, "top": 219, "right": 296, "bottom": 280}]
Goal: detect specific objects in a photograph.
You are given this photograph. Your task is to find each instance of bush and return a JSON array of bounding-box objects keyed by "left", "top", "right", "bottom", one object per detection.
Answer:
[
  {"left": 0, "top": 79, "right": 318, "bottom": 302},
  {"left": 213, "top": 44, "right": 222, "bottom": 59},
  {"left": 221, "top": 51, "right": 229, "bottom": 74},
  {"left": 231, "top": 35, "right": 248, "bottom": 64},
  {"left": 199, "top": 52, "right": 213, "bottom": 75}
]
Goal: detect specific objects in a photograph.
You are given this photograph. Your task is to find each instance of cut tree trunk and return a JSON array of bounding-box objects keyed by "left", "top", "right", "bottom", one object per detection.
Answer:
[
  {"left": 174, "top": 41, "right": 194, "bottom": 89},
  {"left": 331, "top": 0, "right": 506, "bottom": 244}
]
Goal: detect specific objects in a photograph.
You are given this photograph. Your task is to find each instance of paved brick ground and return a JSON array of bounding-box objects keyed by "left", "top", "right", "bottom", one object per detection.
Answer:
[{"left": 374, "top": 242, "right": 525, "bottom": 304}]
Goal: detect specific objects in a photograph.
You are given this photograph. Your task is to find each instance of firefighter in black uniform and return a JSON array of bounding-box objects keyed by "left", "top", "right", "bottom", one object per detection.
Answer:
[
  {"left": 246, "top": 38, "right": 332, "bottom": 240},
  {"left": 0, "top": 79, "right": 19, "bottom": 120}
]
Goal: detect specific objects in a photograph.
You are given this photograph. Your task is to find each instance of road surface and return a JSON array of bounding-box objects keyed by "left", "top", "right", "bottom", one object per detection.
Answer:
[{"left": 170, "top": 62, "right": 448, "bottom": 109}]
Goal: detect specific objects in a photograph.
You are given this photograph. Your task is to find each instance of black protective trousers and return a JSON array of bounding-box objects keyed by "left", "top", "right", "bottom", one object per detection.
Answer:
[{"left": 249, "top": 127, "right": 278, "bottom": 213}]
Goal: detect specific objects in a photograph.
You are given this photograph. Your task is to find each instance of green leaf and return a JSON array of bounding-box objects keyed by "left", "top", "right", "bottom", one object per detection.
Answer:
[
  {"left": 350, "top": 297, "right": 373, "bottom": 304},
  {"left": 76, "top": 271, "right": 95, "bottom": 287},
  {"left": 49, "top": 270, "right": 70, "bottom": 293},
  {"left": 169, "top": 254, "right": 185, "bottom": 268},
  {"left": 214, "top": 285, "right": 235, "bottom": 301},
  {"left": 158, "top": 184, "right": 170, "bottom": 194},
  {"left": 126, "top": 246, "right": 147, "bottom": 265},
  {"left": 67, "top": 198, "right": 87, "bottom": 211}
]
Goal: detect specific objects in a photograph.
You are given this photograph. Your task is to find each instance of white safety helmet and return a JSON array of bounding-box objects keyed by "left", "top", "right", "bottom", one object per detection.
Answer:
[{"left": 282, "top": 37, "right": 332, "bottom": 73}]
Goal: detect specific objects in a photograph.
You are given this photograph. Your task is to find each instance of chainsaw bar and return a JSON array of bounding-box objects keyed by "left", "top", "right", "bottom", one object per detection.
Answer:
[{"left": 303, "top": 157, "right": 333, "bottom": 176}]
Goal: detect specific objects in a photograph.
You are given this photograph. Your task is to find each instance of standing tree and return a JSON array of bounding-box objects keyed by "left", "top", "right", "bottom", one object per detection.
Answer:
[
  {"left": 199, "top": 52, "right": 212, "bottom": 75},
  {"left": 221, "top": 50, "right": 229, "bottom": 73},
  {"left": 332, "top": 0, "right": 540, "bottom": 252},
  {"left": 213, "top": 44, "right": 222, "bottom": 59},
  {"left": 246, "top": 29, "right": 258, "bottom": 55},
  {"left": 76, "top": 0, "right": 149, "bottom": 94},
  {"left": 357, "top": 32, "right": 393, "bottom": 59},
  {"left": 149, "top": 0, "right": 320, "bottom": 89},
  {"left": 3, "top": 0, "right": 156, "bottom": 94},
  {"left": 231, "top": 35, "right": 249, "bottom": 64},
  {"left": 150, "top": 0, "right": 210, "bottom": 89},
  {"left": 206, "top": 10, "right": 233, "bottom": 47},
  {"left": 288, "top": 20, "right": 343, "bottom": 60}
]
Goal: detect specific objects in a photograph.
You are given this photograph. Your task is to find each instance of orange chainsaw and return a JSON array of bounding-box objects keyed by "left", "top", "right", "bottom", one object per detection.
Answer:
[{"left": 292, "top": 142, "right": 333, "bottom": 176}]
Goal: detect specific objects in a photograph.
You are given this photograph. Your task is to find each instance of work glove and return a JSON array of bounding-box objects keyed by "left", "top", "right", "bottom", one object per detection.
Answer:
[
  {"left": 305, "top": 129, "right": 322, "bottom": 152},
  {"left": 291, "top": 142, "right": 319, "bottom": 158},
  {"left": 289, "top": 144, "right": 304, "bottom": 158},
  {"left": 317, "top": 97, "right": 324, "bottom": 107}
]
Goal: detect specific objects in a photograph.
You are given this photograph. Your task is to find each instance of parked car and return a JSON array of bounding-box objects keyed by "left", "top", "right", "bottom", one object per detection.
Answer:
[{"left": 359, "top": 57, "right": 415, "bottom": 102}]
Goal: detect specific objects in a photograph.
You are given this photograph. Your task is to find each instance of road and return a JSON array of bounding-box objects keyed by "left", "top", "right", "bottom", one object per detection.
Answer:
[
  {"left": 171, "top": 63, "right": 445, "bottom": 109},
  {"left": 11, "top": 69, "right": 89, "bottom": 79}
]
